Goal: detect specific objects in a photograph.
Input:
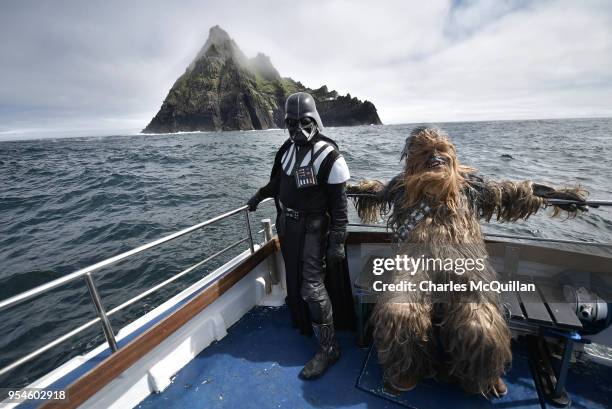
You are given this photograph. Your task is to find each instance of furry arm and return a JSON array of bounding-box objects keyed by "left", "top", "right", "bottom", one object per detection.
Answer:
[
  {"left": 347, "top": 175, "right": 403, "bottom": 223},
  {"left": 466, "top": 175, "right": 587, "bottom": 222}
]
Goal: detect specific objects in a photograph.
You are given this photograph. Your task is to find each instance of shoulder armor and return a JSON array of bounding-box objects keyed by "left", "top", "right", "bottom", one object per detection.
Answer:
[
  {"left": 327, "top": 155, "right": 350, "bottom": 184},
  {"left": 315, "top": 133, "right": 339, "bottom": 150}
]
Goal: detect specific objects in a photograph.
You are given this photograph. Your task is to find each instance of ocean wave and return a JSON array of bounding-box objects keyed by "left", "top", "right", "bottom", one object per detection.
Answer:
[{"left": 1, "top": 119, "right": 612, "bottom": 388}]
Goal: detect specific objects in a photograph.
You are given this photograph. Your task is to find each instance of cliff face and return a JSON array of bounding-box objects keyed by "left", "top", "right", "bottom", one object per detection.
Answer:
[{"left": 143, "top": 26, "right": 382, "bottom": 133}]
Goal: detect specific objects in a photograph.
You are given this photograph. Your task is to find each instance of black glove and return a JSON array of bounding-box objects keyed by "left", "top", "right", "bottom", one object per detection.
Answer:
[
  {"left": 326, "top": 230, "right": 346, "bottom": 263},
  {"left": 247, "top": 191, "right": 262, "bottom": 212}
]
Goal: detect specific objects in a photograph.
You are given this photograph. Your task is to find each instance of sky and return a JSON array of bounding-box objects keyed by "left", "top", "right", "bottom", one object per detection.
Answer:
[{"left": 0, "top": 0, "right": 611, "bottom": 139}]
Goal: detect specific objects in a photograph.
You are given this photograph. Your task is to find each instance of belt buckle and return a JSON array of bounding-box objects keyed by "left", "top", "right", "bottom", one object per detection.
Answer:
[{"left": 286, "top": 208, "right": 300, "bottom": 220}]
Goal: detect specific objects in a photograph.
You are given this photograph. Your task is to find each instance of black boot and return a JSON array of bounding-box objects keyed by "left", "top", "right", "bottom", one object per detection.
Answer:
[{"left": 299, "top": 322, "right": 341, "bottom": 380}]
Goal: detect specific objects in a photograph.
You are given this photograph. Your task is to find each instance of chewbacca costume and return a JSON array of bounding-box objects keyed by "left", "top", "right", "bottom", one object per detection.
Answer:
[{"left": 348, "top": 127, "right": 587, "bottom": 397}]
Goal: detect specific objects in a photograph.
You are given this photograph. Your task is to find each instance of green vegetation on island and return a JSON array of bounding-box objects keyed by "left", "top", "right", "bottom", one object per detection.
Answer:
[{"left": 143, "top": 26, "right": 382, "bottom": 133}]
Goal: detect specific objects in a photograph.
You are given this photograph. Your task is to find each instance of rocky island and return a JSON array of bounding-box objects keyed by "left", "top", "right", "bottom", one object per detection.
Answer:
[{"left": 143, "top": 26, "right": 382, "bottom": 133}]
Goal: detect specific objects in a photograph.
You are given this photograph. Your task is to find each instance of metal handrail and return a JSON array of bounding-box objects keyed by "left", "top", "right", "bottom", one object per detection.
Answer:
[
  {"left": 0, "top": 199, "right": 272, "bottom": 313},
  {"left": 0, "top": 198, "right": 275, "bottom": 378},
  {"left": 3, "top": 187, "right": 607, "bottom": 379},
  {"left": 0, "top": 317, "right": 102, "bottom": 378},
  {"left": 0, "top": 237, "right": 254, "bottom": 378},
  {"left": 106, "top": 237, "right": 249, "bottom": 318}
]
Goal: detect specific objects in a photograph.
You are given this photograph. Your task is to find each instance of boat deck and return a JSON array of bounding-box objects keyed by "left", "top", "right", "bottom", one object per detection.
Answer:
[{"left": 135, "top": 305, "right": 611, "bottom": 409}]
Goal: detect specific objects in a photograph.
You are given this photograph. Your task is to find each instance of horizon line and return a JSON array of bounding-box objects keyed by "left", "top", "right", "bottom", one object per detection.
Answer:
[{"left": 1, "top": 115, "right": 611, "bottom": 143}]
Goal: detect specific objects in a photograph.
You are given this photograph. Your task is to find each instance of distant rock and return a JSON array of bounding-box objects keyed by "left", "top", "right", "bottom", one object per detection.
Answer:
[
  {"left": 143, "top": 26, "right": 382, "bottom": 133},
  {"left": 500, "top": 154, "right": 514, "bottom": 159}
]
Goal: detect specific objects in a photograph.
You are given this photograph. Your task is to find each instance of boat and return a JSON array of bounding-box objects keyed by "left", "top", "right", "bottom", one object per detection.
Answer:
[{"left": 1, "top": 196, "right": 611, "bottom": 409}]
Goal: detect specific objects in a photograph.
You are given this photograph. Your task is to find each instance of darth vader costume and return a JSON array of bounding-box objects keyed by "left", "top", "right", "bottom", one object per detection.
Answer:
[{"left": 247, "top": 92, "right": 355, "bottom": 379}]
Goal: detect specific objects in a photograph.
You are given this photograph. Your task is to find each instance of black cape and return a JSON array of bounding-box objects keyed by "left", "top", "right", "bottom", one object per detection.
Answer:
[{"left": 260, "top": 135, "right": 356, "bottom": 335}]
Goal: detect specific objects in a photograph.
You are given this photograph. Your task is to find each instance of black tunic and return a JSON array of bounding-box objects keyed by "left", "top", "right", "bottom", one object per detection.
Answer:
[{"left": 256, "top": 133, "right": 356, "bottom": 334}]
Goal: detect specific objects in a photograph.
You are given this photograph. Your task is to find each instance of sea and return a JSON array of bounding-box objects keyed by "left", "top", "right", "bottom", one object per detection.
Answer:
[{"left": 1, "top": 118, "right": 612, "bottom": 389}]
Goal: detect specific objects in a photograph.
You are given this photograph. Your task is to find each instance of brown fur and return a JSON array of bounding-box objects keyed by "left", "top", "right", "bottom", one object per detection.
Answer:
[
  {"left": 398, "top": 128, "right": 475, "bottom": 214},
  {"left": 348, "top": 127, "right": 586, "bottom": 397},
  {"left": 347, "top": 180, "right": 386, "bottom": 223},
  {"left": 439, "top": 302, "right": 512, "bottom": 396},
  {"left": 371, "top": 301, "right": 437, "bottom": 384}
]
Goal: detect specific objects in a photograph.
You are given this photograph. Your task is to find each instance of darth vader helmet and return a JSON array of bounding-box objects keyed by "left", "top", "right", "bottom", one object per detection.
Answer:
[{"left": 284, "top": 92, "right": 324, "bottom": 145}]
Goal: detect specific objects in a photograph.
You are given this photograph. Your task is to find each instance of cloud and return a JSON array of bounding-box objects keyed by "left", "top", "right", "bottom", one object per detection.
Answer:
[{"left": 0, "top": 0, "right": 611, "bottom": 138}]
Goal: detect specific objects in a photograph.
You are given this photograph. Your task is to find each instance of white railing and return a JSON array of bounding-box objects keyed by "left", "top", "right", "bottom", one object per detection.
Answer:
[{"left": 0, "top": 199, "right": 275, "bottom": 377}]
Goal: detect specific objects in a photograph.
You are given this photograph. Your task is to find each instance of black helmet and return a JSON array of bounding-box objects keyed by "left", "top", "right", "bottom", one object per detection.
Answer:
[
  {"left": 285, "top": 92, "right": 324, "bottom": 129},
  {"left": 284, "top": 92, "right": 324, "bottom": 145}
]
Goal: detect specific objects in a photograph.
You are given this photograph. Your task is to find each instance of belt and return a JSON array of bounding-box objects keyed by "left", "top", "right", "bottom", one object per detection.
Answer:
[
  {"left": 280, "top": 202, "right": 325, "bottom": 220},
  {"left": 280, "top": 202, "right": 301, "bottom": 220},
  {"left": 284, "top": 208, "right": 300, "bottom": 220}
]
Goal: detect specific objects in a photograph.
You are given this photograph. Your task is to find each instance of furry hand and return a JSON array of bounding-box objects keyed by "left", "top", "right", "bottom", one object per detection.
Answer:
[
  {"left": 347, "top": 179, "right": 388, "bottom": 223},
  {"left": 532, "top": 184, "right": 588, "bottom": 213},
  {"left": 347, "top": 180, "right": 385, "bottom": 197}
]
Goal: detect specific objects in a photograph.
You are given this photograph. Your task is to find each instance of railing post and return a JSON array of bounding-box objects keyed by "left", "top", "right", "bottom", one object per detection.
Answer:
[
  {"left": 554, "top": 338, "right": 575, "bottom": 399},
  {"left": 244, "top": 208, "right": 255, "bottom": 254},
  {"left": 504, "top": 245, "right": 520, "bottom": 279},
  {"left": 261, "top": 218, "right": 279, "bottom": 285},
  {"left": 261, "top": 218, "right": 274, "bottom": 243},
  {"left": 84, "top": 273, "right": 118, "bottom": 353}
]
